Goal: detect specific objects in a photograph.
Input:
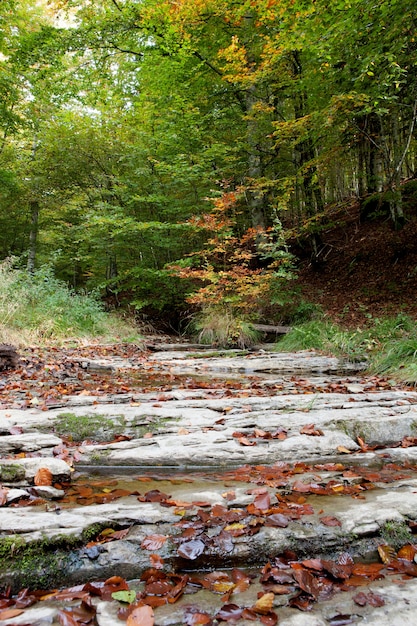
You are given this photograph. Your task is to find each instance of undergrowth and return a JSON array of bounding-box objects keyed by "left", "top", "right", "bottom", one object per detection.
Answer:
[
  {"left": 191, "top": 307, "right": 262, "bottom": 348},
  {"left": 0, "top": 260, "right": 140, "bottom": 346},
  {"left": 277, "top": 313, "right": 417, "bottom": 383}
]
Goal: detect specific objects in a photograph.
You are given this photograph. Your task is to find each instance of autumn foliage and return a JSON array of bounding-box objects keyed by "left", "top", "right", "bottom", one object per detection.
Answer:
[{"left": 170, "top": 192, "right": 294, "bottom": 333}]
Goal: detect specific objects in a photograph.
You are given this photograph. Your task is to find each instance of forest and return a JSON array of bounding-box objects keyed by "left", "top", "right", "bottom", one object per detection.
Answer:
[{"left": 1, "top": 0, "right": 417, "bottom": 341}]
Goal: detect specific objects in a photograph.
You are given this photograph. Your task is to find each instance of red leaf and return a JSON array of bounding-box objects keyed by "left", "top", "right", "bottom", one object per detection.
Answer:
[
  {"left": 292, "top": 569, "right": 323, "bottom": 599},
  {"left": 57, "top": 610, "right": 79, "bottom": 626},
  {"left": 253, "top": 492, "right": 271, "bottom": 512},
  {"left": 353, "top": 591, "right": 385, "bottom": 607},
  {"left": 320, "top": 516, "right": 342, "bottom": 527},
  {"left": 142, "top": 490, "right": 171, "bottom": 503},
  {"left": 265, "top": 513, "right": 289, "bottom": 528},
  {"left": 215, "top": 604, "right": 243, "bottom": 621}
]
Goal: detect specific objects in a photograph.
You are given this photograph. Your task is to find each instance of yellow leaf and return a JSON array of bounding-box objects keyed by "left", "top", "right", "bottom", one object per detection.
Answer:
[
  {"left": 337, "top": 446, "right": 352, "bottom": 454},
  {"left": 212, "top": 581, "right": 235, "bottom": 594},
  {"left": 253, "top": 592, "right": 275, "bottom": 614},
  {"left": 224, "top": 523, "right": 246, "bottom": 531},
  {"left": 378, "top": 544, "right": 396, "bottom": 564}
]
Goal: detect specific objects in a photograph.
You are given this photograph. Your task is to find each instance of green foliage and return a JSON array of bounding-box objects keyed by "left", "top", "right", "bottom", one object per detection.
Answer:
[
  {"left": 277, "top": 314, "right": 417, "bottom": 384},
  {"left": 277, "top": 320, "right": 355, "bottom": 355},
  {"left": 0, "top": 260, "right": 139, "bottom": 344},
  {"left": 52, "top": 412, "right": 125, "bottom": 442},
  {"left": 380, "top": 520, "right": 412, "bottom": 550},
  {"left": 0, "top": 464, "right": 25, "bottom": 483}
]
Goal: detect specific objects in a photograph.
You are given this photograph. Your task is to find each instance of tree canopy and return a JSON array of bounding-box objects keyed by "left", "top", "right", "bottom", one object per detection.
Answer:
[{"left": 0, "top": 0, "right": 416, "bottom": 324}]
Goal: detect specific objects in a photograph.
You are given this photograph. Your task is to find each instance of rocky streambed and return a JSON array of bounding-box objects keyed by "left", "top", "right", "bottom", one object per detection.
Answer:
[{"left": 1, "top": 345, "right": 417, "bottom": 624}]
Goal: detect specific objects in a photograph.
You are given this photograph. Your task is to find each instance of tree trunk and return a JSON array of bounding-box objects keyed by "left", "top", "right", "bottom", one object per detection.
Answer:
[
  {"left": 389, "top": 111, "right": 405, "bottom": 229},
  {"left": 27, "top": 200, "right": 39, "bottom": 274},
  {"left": 366, "top": 114, "right": 383, "bottom": 194},
  {"left": 292, "top": 52, "right": 324, "bottom": 265}
]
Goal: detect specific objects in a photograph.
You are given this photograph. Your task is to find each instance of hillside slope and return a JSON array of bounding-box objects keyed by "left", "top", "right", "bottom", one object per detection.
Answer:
[{"left": 293, "top": 187, "right": 417, "bottom": 326}]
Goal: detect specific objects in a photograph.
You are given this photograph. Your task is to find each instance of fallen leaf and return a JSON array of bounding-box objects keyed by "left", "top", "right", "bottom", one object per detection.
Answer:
[
  {"left": 353, "top": 591, "right": 385, "bottom": 607},
  {"left": 337, "top": 446, "right": 352, "bottom": 454},
  {"left": 252, "top": 592, "right": 275, "bottom": 614},
  {"left": 0, "top": 488, "right": 8, "bottom": 506},
  {"left": 215, "top": 604, "right": 243, "bottom": 621},
  {"left": 320, "top": 516, "right": 342, "bottom": 527},
  {"left": 377, "top": 544, "right": 397, "bottom": 564},
  {"left": 150, "top": 554, "right": 164, "bottom": 569},
  {"left": 177, "top": 539, "right": 205, "bottom": 560},
  {"left": 112, "top": 590, "right": 137, "bottom": 603},
  {"left": 300, "top": 424, "right": 324, "bottom": 436},
  {"left": 237, "top": 436, "right": 257, "bottom": 446},
  {"left": 127, "top": 605, "right": 154, "bottom": 626},
  {"left": 0, "top": 609, "right": 24, "bottom": 620},
  {"left": 34, "top": 467, "right": 53, "bottom": 486},
  {"left": 141, "top": 535, "right": 168, "bottom": 551},
  {"left": 397, "top": 544, "right": 417, "bottom": 561}
]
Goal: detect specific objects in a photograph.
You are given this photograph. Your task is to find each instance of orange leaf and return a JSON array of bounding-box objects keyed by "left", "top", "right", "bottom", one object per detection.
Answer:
[
  {"left": 127, "top": 605, "right": 154, "bottom": 626},
  {"left": 300, "top": 424, "right": 324, "bottom": 436},
  {"left": 397, "top": 544, "right": 417, "bottom": 561},
  {"left": 0, "top": 488, "right": 8, "bottom": 506},
  {"left": 150, "top": 554, "right": 164, "bottom": 569},
  {"left": 237, "top": 437, "right": 256, "bottom": 446},
  {"left": 0, "top": 609, "right": 24, "bottom": 620},
  {"left": 34, "top": 467, "right": 53, "bottom": 486},
  {"left": 141, "top": 535, "right": 168, "bottom": 551}
]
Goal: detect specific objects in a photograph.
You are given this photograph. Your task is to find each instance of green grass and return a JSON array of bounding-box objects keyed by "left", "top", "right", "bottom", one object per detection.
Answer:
[
  {"left": 191, "top": 307, "right": 262, "bottom": 348},
  {"left": 0, "top": 260, "right": 141, "bottom": 345},
  {"left": 276, "top": 314, "right": 417, "bottom": 383}
]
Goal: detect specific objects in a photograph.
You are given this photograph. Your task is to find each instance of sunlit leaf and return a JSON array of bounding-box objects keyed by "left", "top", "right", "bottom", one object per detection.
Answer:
[
  {"left": 112, "top": 590, "right": 137, "bottom": 603},
  {"left": 34, "top": 467, "right": 53, "bottom": 486},
  {"left": 397, "top": 544, "right": 417, "bottom": 561},
  {"left": 184, "top": 608, "right": 212, "bottom": 625},
  {"left": 377, "top": 544, "right": 396, "bottom": 564},
  {"left": 337, "top": 446, "right": 352, "bottom": 454},
  {"left": 252, "top": 592, "right": 275, "bottom": 614},
  {"left": 212, "top": 580, "right": 236, "bottom": 594}
]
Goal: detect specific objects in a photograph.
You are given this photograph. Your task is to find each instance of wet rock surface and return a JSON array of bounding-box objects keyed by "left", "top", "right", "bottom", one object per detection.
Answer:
[{"left": 1, "top": 344, "right": 417, "bottom": 624}]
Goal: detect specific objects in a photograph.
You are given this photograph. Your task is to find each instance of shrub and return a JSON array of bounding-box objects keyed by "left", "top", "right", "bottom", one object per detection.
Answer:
[{"left": 0, "top": 260, "right": 138, "bottom": 345}]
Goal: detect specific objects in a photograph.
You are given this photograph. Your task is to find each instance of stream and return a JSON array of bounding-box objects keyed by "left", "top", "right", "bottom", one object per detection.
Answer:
[{"left": 1, "top": 343, "right": 417, "bottom": 625}]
